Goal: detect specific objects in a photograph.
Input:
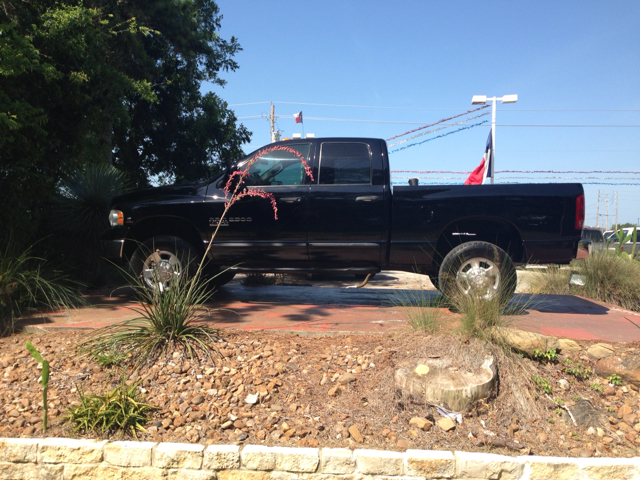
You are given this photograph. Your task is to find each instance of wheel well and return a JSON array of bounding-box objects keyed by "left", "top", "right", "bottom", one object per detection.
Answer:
[
  {"left": 433, "top": 218, "right": 524, "bottom": 269},
  {"left": 124, "top": 217, "right": 205, "bottom": 260}
]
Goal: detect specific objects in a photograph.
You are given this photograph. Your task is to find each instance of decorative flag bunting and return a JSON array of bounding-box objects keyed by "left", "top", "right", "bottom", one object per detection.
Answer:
[
  {"left": 386, "top": 105, "right": 490, "bottom": 142},
  {"left": 294, "top": 111, "right": 303, "bottom": 123},
  {"left": 388, "top": 112, "right": 490, "bottom": 147},
  {"left": 464, "top": 130, "right": 493, "bottom": 185},
  {"left": 388, "top": 121, "right": 488, "bottom": 153}
]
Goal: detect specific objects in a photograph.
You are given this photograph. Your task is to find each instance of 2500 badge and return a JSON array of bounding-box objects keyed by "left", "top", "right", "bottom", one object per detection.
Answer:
[{"left": 209, "top": 217, "right": 252, "bottom": 227}]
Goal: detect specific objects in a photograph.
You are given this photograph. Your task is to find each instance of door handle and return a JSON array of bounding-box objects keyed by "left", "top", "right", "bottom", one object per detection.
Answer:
[
  {"left": 356, "top": 196, "right": 379, "bottom": 202},
  {"left": 280, "top": 197, "right": 301, "bottom": 203}
]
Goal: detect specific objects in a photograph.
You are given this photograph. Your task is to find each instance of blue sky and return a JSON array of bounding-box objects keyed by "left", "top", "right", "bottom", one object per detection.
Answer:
[{"left": 205, "top": 1, "right": 640, "bottom": 227}]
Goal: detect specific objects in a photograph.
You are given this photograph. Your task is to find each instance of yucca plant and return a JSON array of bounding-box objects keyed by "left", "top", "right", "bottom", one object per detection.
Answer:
[
  {"left": 77, "top": 265, "right": 221, "bottom": 367},
  {"left": 50, "top": 164, "right": 129, "bottom": 282}
]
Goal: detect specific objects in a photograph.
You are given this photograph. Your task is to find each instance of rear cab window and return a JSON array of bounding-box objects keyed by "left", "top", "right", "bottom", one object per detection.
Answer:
[{"left": 319, "top": 142, "right": 372, "bottom": 185}]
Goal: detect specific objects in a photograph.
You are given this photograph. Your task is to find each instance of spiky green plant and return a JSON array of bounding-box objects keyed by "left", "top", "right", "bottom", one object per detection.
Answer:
[
  {"left": 25, "top": 341, "right": 50, "bottom": 433},
  {"left": 77, "top": 265, "right": 221, "bottom": 367},
  {"left": 1, "top": 239, "right": 83, "bottom": 335},
  {"left": 50, "top": 164, "right": 129, "bottom": 282},
  {"left": 66, "top": 376, "right": 155, "bottom": 439}
]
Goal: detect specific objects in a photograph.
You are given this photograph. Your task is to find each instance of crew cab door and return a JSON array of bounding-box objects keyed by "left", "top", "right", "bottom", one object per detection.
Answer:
[
  {"left": 307, "top": 140, "right": 387, "bottom": 267},
  {"left": 205, "top": 142, "right": 313, "bottom": 266}
]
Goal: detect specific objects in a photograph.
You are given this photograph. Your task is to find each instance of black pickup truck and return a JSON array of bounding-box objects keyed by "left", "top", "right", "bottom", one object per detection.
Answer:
[{"left": 102, "top": 137, "right": 585, "bottom": 302}]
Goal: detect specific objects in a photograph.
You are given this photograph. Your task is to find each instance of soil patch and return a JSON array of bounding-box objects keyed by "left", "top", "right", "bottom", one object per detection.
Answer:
[{"left": 1, "top": 329, "right": 639, "bottom": 458}]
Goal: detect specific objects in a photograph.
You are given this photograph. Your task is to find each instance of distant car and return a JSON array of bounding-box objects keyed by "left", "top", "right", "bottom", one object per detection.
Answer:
[{"left": 603, "top": 230, "right": 615, "bottom": 241}]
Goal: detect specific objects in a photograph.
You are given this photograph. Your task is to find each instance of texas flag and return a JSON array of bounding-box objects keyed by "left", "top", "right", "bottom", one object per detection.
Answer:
[
  {"left": 294, "top": 111, "right": 303, "bottom": 124},
  {"left": 464, "top": 130, "right": 493, "bottom": 185}
]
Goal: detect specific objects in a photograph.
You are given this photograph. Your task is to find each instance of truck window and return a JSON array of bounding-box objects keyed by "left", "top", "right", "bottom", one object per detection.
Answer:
[
  {"left": 319, "top": 143, "right": 371, "bottom": 185},
  {"left": 241, "top": 144, "right": 311, "bottom": 186}
]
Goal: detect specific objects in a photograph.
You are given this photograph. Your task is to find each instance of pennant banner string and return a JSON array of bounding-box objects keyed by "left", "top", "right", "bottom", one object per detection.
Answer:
[
  {"left": 392, "top": 170, "right": 640, "bottom": 174},
  {"left": 389, "top": 121, "right": 488, "bottom": 153},
  {"left": 385, "top": 105, "right": 490, "bottom": 141},
  {"left": 388, "top": 112, "right": 491, "bottom": 147}
]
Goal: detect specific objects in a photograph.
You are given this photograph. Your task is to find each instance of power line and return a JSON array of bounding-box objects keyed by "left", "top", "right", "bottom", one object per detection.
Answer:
[
  {"left": 230, "top": 100, "right": 640, "bottom": 113},
  {"left": 237, "top": 115, "right": 640, "bottom": 127}
]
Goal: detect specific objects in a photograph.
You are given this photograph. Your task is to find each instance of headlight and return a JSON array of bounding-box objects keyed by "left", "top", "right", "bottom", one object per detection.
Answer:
[{"left": 109, "top": 210, "right": 124, "bottom": 227}]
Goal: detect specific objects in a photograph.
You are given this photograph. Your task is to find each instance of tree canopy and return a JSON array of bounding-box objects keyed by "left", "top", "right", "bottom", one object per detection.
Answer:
[{"left": 0, "top": 0, "right": 250, "bottom": 240}]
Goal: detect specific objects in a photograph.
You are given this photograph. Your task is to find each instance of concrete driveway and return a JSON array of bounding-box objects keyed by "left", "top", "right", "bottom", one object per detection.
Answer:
[{"left": 16, "top": 271, "right": 640, "bottom": 343}]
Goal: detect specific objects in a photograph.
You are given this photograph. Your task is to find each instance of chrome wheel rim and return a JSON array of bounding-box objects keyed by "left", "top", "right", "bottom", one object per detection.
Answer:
[
  {"left": 455, "top": 257, "right": 500, "bottom": 300},
  {"left": 141, "top": 249, "right": 182, "bottom": 292}
]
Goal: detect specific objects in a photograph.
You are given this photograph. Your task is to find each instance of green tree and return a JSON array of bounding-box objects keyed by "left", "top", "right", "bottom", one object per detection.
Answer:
[{"left": 0, "top": 0, "right": 249, "bottom": 242}]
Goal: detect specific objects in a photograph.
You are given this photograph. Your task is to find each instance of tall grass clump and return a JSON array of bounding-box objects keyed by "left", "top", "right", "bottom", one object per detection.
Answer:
[
  {"left": 394, "top": 281, "right": 444, "bottom": 334},
  {"left": 529, "top": 250, "right": 640, "bottom": 311},
  {"left": 0, "top": 239, "right": 83, "bottom": 335}
]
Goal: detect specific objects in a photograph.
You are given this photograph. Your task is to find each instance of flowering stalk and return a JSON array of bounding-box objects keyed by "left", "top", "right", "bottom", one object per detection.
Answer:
[{"left": 198, "top": 144, "right": 314, "bottom": 272}]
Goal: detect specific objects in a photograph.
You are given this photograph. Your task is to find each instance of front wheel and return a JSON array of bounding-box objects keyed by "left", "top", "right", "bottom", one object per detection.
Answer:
[
  {"left": 438, "top": 241, "right": 516, "bottom": 305},
  {"left": 130, "top": 236, "right": 200, "bottom": 292}
]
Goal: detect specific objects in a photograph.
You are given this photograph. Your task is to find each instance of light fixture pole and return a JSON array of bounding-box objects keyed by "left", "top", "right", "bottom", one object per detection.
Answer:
[{"left": 471, "top": 94, "right": 518, "bottom": 184}]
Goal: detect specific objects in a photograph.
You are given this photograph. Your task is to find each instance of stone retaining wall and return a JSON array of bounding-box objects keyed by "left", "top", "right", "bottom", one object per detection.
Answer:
[{"left": 1, "top": 437, "right": 639, "bottom": 479}]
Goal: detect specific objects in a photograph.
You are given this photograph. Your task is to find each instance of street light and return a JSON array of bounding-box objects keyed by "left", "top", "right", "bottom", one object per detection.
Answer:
[{"left": 471, "top": 94, "right": 518, "bottom": 184}]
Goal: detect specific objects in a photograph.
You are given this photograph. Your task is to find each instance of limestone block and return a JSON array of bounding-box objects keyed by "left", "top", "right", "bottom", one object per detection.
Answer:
[
  {"left": 558, "top": 338, "right": 581, "bottom": 353},
  {"left": 63, "top": 464, "right": 123, "bottom": 480},
  {"left": 319, "top": 448, "right": 355, "bottom": 474},
  {"left": 204, "top": 444, "right": 240, "bottom": 470},
  {"left": 579, "top": 457, "right": 640, "bottom": 480},
  {"left": 39, "top": 438, "right": 107, "bottom": 464},
  {"left": 218, "top": 471, "right": 271, "bottom": 480},
  {"left": 104, "top": 441, "right": 155, "bottom": 467},
  {"left": 166, "top": 468, "right": 216, "bottom": 480},
  {"left": 455, "top": 451, "right": 523, "bottom": 480},
  {"left": 0, "top": 438, "right": 39, "bottom": 463},
  {"left": 522, "top": 456, "right": 580, "bottom": 480},
  {"left": 120, "top": 467, "right": 166, "bottom": 480},
  {"left": 154, "top": 443, "right": 204, "bottom": 470},
  {"left": 587, "top": 343, "right": 615, "bottom": 360},
  {"left": 405, "top": 449, "right": 455, "bottom": 478},
  {"left": 241, "top": 445, "right": 276, "bottom": 471},
  {"left": 354, "top": 449, "right": 404, "bottom": 476},
  {"left": 495, "top": 328, "right": 559, "bottom": 356},
  {"left": 272, "top": 446, "right": 319, "bottom": 473},
  {"left": 0, "top": 462, "right": 64, "bottom": 480}
]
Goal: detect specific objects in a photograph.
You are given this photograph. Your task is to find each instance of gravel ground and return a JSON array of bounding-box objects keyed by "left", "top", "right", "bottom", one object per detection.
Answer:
[{"left": 1, "top": 327, "right": 639, "bottom": 458}]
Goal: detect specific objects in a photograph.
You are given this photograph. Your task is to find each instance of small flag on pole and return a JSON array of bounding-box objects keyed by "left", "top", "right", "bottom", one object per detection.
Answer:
[
  {"left": 464, "top": 130, "right": 493, "bottom": 185},
  {"left": 294, "top": 111, "right": 303, "bottom": 124}
]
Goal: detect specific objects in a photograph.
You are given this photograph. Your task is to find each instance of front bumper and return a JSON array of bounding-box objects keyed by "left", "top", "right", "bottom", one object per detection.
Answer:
[{"left": 101, "top": 227, "right": 130, "bottom": 262}]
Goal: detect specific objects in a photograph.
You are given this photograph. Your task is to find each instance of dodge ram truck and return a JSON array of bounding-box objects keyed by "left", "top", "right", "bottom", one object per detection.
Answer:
[{"left": 102, "top": 137, "right": 586, "bottom": 302}]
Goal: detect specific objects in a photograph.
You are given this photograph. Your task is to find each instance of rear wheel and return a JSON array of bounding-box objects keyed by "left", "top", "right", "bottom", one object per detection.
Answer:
[
  {"left": 438, "top": 241, "right": 516, "bottom": 305},
  {"left": 130, "top": 236, "right": 199, "bottom": 292}
]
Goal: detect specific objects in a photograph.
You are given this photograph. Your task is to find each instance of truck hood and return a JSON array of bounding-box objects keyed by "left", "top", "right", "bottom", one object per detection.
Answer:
[{"left": 112, "top": 182, "right": 207, "bottom": 207}]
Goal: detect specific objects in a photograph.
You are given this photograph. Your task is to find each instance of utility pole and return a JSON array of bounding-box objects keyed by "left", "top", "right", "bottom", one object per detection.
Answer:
[
  {"left": 615, "top": 191, "right": 618, "bottom": 231},
  {"left": 605, "top": 195, "right": 609, "bottom": 230},
  {"left": 270, "top": 103, "right": 275, "bottom": 143},
  {"left": 596, "top": 190, "right": 600, "bottom": 228}
]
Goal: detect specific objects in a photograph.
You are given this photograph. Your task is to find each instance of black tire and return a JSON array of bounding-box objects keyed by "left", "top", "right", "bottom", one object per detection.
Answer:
[
  {"left": 130, "top": 236, "right": 200, "bottom": 292},
  {"left": 427, "top": 274, "right": 439, "bottom": 290},
  {"left": 208, "top": 269, "right": 236, "bottom": 287},
  {"left": 438, "top": 241, "right": 516, "bottom": 305}
]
